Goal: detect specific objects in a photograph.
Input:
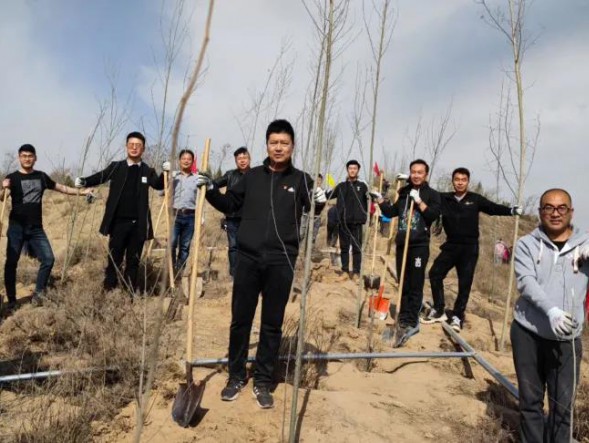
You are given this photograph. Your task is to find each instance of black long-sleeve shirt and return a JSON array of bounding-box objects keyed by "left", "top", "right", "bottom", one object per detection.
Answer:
[
  {"left": 213, "top": 168, "right": 247, "bottom": 219},
  {"left": 440, "top": 192, "right": 512, "bottom": 244},
  {"left": 326, "top": 179, "right": 369, "bottom": 225}
]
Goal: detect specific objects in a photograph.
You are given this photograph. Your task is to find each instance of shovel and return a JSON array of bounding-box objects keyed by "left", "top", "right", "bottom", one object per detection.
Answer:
[{"left": 172, "top": 138, "right": 210, "bottom": 427}]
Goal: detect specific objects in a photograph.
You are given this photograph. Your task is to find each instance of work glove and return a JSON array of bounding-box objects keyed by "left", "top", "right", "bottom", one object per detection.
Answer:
[
  {"left": 74, "top": 177, "right": 86, "bottom": 188},
  {"left": 162, "top": 161, "right": 171, "bottom": 172},
  {"left": 195, "top": 172, "right": 213, "bottom": 190},
  {"left": 574, "top": 244, "right": 589, "bottom": 269},
  {"left": 171, "top": 170, "right": 179, "bottom": 179},
  {"left": 396, "top": 173, "right": 409, "bottom": 181},
  {"left": 369, "top": 191, "right": 382, "bottom": 201},
  {"left": 2, "top": 178, "right": 10, "bottom": 188},
  {"left": 314, "top": 188, "right": 327, "bottom": 204},
  {"left": 511, "top": 205, "right": 523, "bottom": 216},
  {"left": 547, "top": 307, "right": 576, "bottom": 337},
  {"left": 409, "top": 189, "right": 422, "bottom": 204}
]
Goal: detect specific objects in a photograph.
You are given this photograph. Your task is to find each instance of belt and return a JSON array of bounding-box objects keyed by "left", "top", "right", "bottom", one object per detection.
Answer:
[{"left": 174, "top": 208, "right": 195, "bottom": 215}]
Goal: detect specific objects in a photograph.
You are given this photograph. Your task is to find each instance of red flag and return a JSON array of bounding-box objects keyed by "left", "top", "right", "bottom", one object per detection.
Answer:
[
  {"left": 373, "top": 162, "right": 381, "bottom": 176},
  {"left": 191, "top": 154, "right": 198, "bottom": 174}
]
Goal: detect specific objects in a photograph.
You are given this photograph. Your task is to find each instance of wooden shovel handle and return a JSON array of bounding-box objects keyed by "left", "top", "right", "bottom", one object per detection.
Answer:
[
  {"left": 163, "top": 171, "right": 175, "bottom": 289},
  {"left": 0, "top": 191, "right": 8, "bottom": 237},
  {"left": 393, "top": 199, "right": 415, "bottom": 325},
  {"left": 186, "top": 139, "right": 210, "bottom": 363}
]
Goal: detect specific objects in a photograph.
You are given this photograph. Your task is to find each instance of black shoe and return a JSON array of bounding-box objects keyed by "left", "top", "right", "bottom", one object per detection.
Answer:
[
  {"left": 221, "top": 378, "right": 246, "bottom": 401},
  {"left": 31, "top": 294, "right": 44, "bottom": 307},
  {"left": 420, "top": 307, "right": 448, "bottom": 324},
  {"left": 252, "top": 385, "right": 274, "bottom": 409}
]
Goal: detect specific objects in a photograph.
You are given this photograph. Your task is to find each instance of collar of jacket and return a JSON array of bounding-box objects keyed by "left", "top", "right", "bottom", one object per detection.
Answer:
[{"left": 263, "top": 157, "right": 294, "bottom": 175}]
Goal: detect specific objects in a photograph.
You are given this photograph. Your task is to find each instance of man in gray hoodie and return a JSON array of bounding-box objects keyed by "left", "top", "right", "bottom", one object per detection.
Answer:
[{"left": 512, "top": 188, "right": 589, "bottom": 442}]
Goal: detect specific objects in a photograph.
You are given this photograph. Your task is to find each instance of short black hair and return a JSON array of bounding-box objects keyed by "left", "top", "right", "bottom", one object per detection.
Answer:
[
  {"left": 539, "top": 188, "right": 572, "bottom": 207},
  {"left": 126, "top": 131, "right": 146, "bottom": 146},
  {"left": 18, "top": 144, "right": 36, "bottom": 156},
  {"left": 452, "top": 167, "right": 470, "bottom": 179},
  {"left": 234, "top": 146, "right": 249, "bottom": 157},
  {"left": 410, "top": 159, "right": 429, "bottom": 174},
  {"left": 265, "top": 119, "right": 295, "bottom": 144},
  {"left": 346, "top": 160, "right": 361, "bottom": 169},
  {"left": 317, "top": 173, "right": 323, "bottom": 179},
  {"left": 178, "top": 149, "right": 194, "bottom": 161}
]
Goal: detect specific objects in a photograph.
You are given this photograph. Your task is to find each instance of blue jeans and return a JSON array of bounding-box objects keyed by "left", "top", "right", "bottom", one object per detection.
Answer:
[
  {"left": 4, "top": 222, "right": 55, "bottom": 301},
  {"left": 226, "top": 218, "right": 240, "bottom": 277},
  {"left": 171, "top": 214, "right": 195, "bottom": 275}
]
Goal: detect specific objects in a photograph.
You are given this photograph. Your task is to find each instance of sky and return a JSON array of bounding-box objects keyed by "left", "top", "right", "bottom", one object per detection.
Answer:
[{"left": 1, "top": 0, "right": 588, "bottom": 229}]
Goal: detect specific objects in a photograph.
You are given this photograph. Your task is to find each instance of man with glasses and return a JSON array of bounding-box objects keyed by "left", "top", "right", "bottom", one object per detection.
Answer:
[
  {"left": 511, "top": 188, "right": 588, "bottom": 441},
  {"left": 75, "top": 132, "right": 166, "bottom": 293},
  {"left": 422, "top": 167, "right": 521, "bottom": 332},
  {"left": 1, "top": 144, "right": 95, "bottom": 308}
]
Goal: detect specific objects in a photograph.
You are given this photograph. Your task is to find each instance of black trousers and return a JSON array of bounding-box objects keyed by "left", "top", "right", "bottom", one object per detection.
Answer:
[
  {"left": 428, "top": 243, "right": 478, "bottom": 320},
  {"left": 228, "top": 253, "right": 294, "bottom": 387},
  {"left": 511, "top": 321, "right": 582, "bottom": 443},
  {"left": 105, "top": 219, "right": 145, "bottom": 291},
  {"left": 396, "top": 244, "right": 430, "bottom": 327},
  {"left": 339, "top": 223, "right": 363, "bottom": 273},
  {"left": 327, "top": 223, "right": 338, "bottom": 248}
]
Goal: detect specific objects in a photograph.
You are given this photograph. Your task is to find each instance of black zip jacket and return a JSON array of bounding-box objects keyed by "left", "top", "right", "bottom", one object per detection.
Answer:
[
  {"left": 206, "top": 158, "right": 312, "bottom": 264},
  {"left": 379, "top": 182, "right": 441, "bottom": 247},
  {"left": 213, "top": 168, "right": 247, "bottom": 219},
  {"left": 327, "top": 180, "right": 369, "bottom": 225},
  {"left": 440, "top": 192, "right": 512, "bottom": 244},
  {"left": 83, "top": 160, "right": 164, "bottom": 240}
]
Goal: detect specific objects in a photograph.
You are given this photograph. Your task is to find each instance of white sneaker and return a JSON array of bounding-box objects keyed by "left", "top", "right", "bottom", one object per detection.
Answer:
[{"left": 450, "top": 315, "right": 462, "bottom": 332}]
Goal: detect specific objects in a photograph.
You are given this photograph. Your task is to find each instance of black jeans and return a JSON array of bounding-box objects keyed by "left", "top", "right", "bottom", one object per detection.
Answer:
[
  {"left": 339, "top": 223, "right": 363, "bottom": 273},
  {"left": 5, "top": 222, "right": 55, "bottom": 300},
  {"left": 396, "top": 244, "right": 429, "bottom": 327},
  {"left": 327, "top": 223, "right": 338, "bottom": 248},
  {"left": 105, "top": 219, "right": 145, "bottom": 291},
  {"left": 225, "top": 218, "right": 240, "bottom": 277},
  {"left": 228, "top": 253, "right": 294, "bottom": 387},
  {"left": 511, "top": 321, "right": 582, "bottom": 443},
  {"left": 429, "top": 243, "right": 479, "bottom": 320}
]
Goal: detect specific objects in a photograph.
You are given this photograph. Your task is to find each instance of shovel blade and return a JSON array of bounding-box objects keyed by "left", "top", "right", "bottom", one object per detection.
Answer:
[{"left": 172, "top": 381, "right": 205, "bottom": 427}]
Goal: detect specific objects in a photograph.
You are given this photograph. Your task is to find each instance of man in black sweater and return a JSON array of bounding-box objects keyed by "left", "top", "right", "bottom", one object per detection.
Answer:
[
  {"left": 213, "top": 146, "right": 250, "bottom": 277},
  {"left": 374, "top": 159, "right": 441, "bottom": 347},
  {"left": 327, "top": 160, "right": 369, "bottom": 278},
  {"left": 75, "top": 132, "right": 165, "bottom": 293},
  {"left": 422, "top": 167, "right": 521, "bottom": 331},
  {"left": 195, "top": 119, "right": 321, "bottom": 409}
]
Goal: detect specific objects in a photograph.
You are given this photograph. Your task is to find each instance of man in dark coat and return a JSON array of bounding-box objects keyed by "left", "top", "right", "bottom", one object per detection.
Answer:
[{"left": 75, "top": 131, "right": 165, "bottom": 292}]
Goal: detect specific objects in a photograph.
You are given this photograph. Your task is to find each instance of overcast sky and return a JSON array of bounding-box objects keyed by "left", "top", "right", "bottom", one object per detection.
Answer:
[{"left": 1, "top": 0, "right": 588, "bottom": 229}]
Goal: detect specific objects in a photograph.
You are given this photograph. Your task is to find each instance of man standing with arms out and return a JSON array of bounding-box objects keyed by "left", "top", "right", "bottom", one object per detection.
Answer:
[
  {"left": 213, "top": 146, "right": 250, "bottom": 277},
  {"left": 422, "top": 167, "right": 521, "bottom": 331},
  {"left": 511, "top": 188, "right": 588, "bottom": 442},
  {"left": 170, "top": 149, "right": 199, "bottom": 278},
  {"left": 327, "top": 160, "right": 369, "bottom": 279},
  {"left": 195, "top": 120, "right": 321, "bottom": 409},
  {"left": 1, "top": 144, "right": 94, "bottom": 307},
  {"left": 75, "top": 132, "right": 166, "bottom": 293},
  {"left": 373, "top": 159, "right": 441, "bottom": 347}
]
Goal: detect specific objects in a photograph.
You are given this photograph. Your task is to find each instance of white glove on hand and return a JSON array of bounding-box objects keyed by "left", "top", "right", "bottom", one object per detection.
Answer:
[
  {"left": 369, "top": 191, "right": 382, "bottom": 201},
  {"left": 511, "top": 205, "right": 523, "bottom": 216},
  {"left": 574, "top": 243, "right": 589, "bottom": 269},
  {"left": 314, "top": 188, "right": 327, "bottom": 204},
  {"left": 547, "top": 307, "right": 575, "bottom": 337},
  {"left": 74, "top": 177, "right": 86, "bottom": 188},
  {"left": 195, "top": 173, "right": 213, "bottom": 190},
  {"left": 396, "top": 173, "right": 409, "bottom": 181},
  {"left": 162, "top": 161, "right": 171, "bottom": 172},
  {"left": 409, "top": 189, "right": 422, "bottom": 204}
]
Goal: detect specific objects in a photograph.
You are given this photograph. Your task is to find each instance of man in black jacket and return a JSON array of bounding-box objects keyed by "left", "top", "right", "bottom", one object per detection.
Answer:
[
  {"left": 422, "top": 167, "right": 521, "bottom": 331},
  {"left": 195, "top": 119, "right": 321, "bottom": 409},
  {"left": 327, "top": 160, "right": 369, "bottom": 278},
  {"left": 374, "top": 159, "right": 441, "bottom": 347},
  {"left": 213, "top": 146, "right": 250, "bottom": 277},
  {"left": 75, "top": 132, "right": 165, "bottom": 292}
]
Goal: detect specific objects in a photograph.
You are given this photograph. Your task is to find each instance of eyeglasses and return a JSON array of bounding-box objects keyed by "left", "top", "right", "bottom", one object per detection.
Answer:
[{"left": 539, "top": 205, "right": 571, "bottom": 215}]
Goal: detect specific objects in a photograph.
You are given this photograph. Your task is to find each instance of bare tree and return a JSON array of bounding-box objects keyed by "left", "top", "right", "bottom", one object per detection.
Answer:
[{"left": 426, "top": 100, "right": 456, "bottom": 181}]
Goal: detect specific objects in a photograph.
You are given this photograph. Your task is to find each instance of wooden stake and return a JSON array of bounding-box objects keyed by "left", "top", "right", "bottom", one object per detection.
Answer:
[
  {"left": 163, "top": 171, "right": 175, "bottom": 289},
  {"left": 0, "top": 189, "right": 8, "bottom": 237},
  {"left": 393, "top": 199, "right": 415, "bottom": 326}
]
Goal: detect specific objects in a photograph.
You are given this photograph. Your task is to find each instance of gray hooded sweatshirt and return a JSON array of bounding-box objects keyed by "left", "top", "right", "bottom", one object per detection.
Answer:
[{"left": 513, "top": 226, "right": 589, "bottom": 341}]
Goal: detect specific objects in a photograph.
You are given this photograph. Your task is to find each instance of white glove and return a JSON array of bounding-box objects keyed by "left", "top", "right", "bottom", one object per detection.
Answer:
[
  {"left": 162, "top": 161, "right": 171, "bottom": 172},
  {"left": 74, "top": 177, "right": 86, "bottom": 188},
  {"left": 195, "top": 173, "right": 213, "bottom": 190},
  {"left": 511, "top": 205, "right": 523, "bottom": 216},
  {"left": 547, "top": 307, "right": 575, "bottom": 337},
  {"left": 369, "top": 191, "right": 382, "bottom": 201},
  {"left": 171, "top": 170, "right": 179, "bottom": 179},
  {"left": 396, "top": 173, "right": 409, "bottom": 181},
  {"left": 574, "top": 244, "right": 589, "bottom": 269},
  {"left": 314, "top": 188, "right": 327, "bottom": 204},
  {"left": 409, "top": 189, "right": 422, "bottom": 204}
]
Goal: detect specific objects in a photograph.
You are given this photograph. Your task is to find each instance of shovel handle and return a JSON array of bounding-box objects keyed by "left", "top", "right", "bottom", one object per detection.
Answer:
[
  {"left": 164, "top": 171, "right": 175, "bottom": 289},
  {"left": 393, "top": 199, "right": 414, "bottom": 326},
  {"left": 186, "top": 139, "right": 211, "bottom": 363},
  {"left": 0, "top": 189, "right": 8, "bottom": 237}
]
